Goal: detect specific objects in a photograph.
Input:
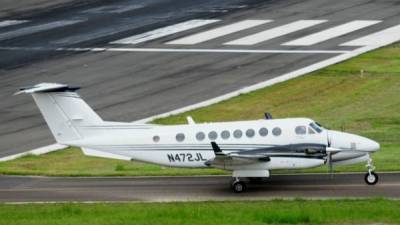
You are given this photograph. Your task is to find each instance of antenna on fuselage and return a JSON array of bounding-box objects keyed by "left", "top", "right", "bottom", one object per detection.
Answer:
[
  {"left": 264, "top": 112, "right": 273, "bottom": 120},
  {"left": 186, "top": 116, "right": 195, "bottom": 125}
]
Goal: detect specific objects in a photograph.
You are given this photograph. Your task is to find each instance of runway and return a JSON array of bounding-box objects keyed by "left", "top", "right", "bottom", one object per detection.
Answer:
[
  {"left": 1, "top": 0, "right": 400, "bottom": 158},
  {"left": 0, "top": 173, "right": 399, "bottom": 202}
]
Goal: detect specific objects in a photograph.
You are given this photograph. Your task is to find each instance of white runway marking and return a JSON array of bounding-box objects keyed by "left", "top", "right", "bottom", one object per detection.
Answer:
[
  {"left": 224, "top": 20, "right": 326, "bottom": 45},
  {"left": 82, "top": 4, "right": 144, "bottom": 13},
  {"left": 0, "top": 20, "right": 83, "bottom": 41},
  {"left": 111, "top": 19, "right": 220, "bottom": 44},
  {"left": 166, "top": 20, "right": 271, "bottom": 45},
  {"left": 283, "top": 20, "right": 381, "bottom": 46},
  {"left": 0, "top": 20, "right": 29, "bottom": 28},
  {"left": 341, "top": 24, "right": 400, "bottom": 47},
  {"left": 0, "top": 46, "right": 349, "bottom": 54},
  {"left": 99, "top": 48, "right": 348, "bottom": 54}
]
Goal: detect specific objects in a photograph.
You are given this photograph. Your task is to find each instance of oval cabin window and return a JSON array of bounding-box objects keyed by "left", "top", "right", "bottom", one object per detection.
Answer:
[
  {"left": 176, "top": 133, "right": 185, "bottom": 142},
  {"left": 221, "top": 130, "right": 230, "bottom": 139},
  {"left": 272, "top": 127, "right": 282, "bottom": 136},
  {"left": 196, "top": 132, "right": 205, "bottom": 141},
  {"left": 153, "top": 135, "right": 160, "bottom": 143},
  {"left": 208, "top": 131, "right": 218, "bottom": 140},
  {"left": 246, "top": 129, "right": 255, "bottom": 138},
  {"left": 233, "top": 129, "right": 242, "bottom": 138},
  {"left": 259, "top": 127, "right": 268, "bottom": 136}
]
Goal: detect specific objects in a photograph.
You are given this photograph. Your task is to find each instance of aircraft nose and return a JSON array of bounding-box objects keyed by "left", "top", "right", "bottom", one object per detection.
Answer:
[
  {"left": 328, "top": 130, "right": 380, "bottom": 152},
  {"left": 363, "top": 139, "right": 380, "bottom": 152}
]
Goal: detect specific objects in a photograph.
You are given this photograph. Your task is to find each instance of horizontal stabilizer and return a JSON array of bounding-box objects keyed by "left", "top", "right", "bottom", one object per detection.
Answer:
[
  {"left": 82, "top": 148, "right": 131, "bottom": 161},
  {"left": 15, "top": 83, "right": 80, "bottom": 95}
]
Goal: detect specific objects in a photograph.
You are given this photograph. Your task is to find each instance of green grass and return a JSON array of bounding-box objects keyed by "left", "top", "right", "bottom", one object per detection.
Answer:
[
  {"left": 0, "top": 44, "right": 399, "bottom": 176},
  {"left": 0, "top": 148, "right": 225, "bottom": 176},
  {"left": 0, "top": 199, "right": 399, "bottom": 225}
]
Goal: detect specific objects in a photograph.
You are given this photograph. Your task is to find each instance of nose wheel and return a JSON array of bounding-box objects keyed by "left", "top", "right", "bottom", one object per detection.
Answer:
[
  {"left": 365, "top": 157, "right": 378, "bottom": 185},
  {"left": 365, "top": 171, "right": 378, "bottom": 185}
]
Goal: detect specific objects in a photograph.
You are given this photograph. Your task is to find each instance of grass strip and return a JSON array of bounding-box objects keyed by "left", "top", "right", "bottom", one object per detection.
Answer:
[{"left": 0, "top": 199, "right": 399, "bottom": 225}]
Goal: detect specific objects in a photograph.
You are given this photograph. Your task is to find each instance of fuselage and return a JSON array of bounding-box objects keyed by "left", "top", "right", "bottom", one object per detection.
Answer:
[{"left": 68, "top": 118, "right": 379, "bottom": 169}]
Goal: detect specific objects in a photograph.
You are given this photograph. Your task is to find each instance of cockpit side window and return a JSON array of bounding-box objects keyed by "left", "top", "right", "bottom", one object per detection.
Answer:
[
  {"left": 295, "top": 126, "right": 307, "bottom": 135},
  {"left": 309, "top": 122, "right": 323, "bottom": 133},
  {"left": 308, "top": 127, "right": 316, "bottom": 134}
]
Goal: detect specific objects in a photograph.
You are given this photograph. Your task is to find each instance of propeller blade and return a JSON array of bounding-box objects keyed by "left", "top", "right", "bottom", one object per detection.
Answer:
[{"left": 327, "top": 152, "right": 333, "bottom": 178}]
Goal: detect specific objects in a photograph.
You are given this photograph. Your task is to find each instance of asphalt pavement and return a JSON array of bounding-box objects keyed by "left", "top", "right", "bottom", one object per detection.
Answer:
[{"left": 0, "top": 173, "right": 399, "bottom": 202}]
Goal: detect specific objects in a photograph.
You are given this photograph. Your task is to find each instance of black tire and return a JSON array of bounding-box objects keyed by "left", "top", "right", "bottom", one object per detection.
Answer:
[
  {"left": 364, "top": 172, "right": 378, "bottom": 185},
  {"left": 232, "top": 181, "right": 246, "bottom": 193},
  {"left": 249, "top": 177, "right": 266, "bottom": 184}
]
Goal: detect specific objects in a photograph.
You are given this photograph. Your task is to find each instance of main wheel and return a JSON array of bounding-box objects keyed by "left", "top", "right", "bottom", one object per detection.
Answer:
[
  {"left": 249, "top": 177, "right": 266, "bottom": 184},
  {"left": 232, "top": 181, "right": 246, "bottom": 193},
  {"left": 364, "top": 172, "right": 378, "bottom": 185}
]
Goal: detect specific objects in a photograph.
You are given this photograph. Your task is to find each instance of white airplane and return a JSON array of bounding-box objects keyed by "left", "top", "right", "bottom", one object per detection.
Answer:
[{"left": 16, "top": 83, "right": 380, "bottom": 193}]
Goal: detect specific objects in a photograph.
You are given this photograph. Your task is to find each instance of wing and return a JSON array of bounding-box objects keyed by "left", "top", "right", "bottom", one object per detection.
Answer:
[
  {"left": 205, "top": 142, "right": 270, "bottom": 168},
  {"left": 205, "top": 142, "right": 326, "bottom": 169}
]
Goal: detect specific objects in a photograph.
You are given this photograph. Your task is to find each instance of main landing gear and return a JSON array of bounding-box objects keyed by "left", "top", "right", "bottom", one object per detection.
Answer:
[
  {"left": 231, "top": 178, "right": 246, "bottom": 193},
  {"left": 365, "top": 157, "right": 378, "bottom": 185}
]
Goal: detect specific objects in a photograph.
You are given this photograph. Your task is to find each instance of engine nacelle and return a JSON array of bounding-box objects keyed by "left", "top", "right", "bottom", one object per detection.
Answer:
[{"left": 266, "top": 157, "right": 325, "bottom": 169}]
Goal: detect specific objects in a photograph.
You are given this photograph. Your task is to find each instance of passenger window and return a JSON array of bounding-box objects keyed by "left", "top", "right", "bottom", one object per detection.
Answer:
[
  {"left": 272, "top": 127, "right": 282, "bottom": 136},
  {"left": 176, "top": 133, "right": 185, "bottom": 142},
  {"left": 221, "top": 130, "right": 230, "bottom": 139},
  {"left": 208, "top": 131, "right": 218, "bottom": 140},
  {"left": 196, "top": 132, "right": 205, "bottom": 141},
  {"left": 153, "top": 135, "right": 160, "bottom": 143},
  {"left": 295, "top": 126, "right": 307, "bottom": 135},
  {"left": 246, "top": 129, "right": 255, "bottom": 138},
  {"left": 259, "top": 127, "right": 268, "bottom": 136},
  {"left": 233, "top": 129, "right": 242, "bottom": 139}
]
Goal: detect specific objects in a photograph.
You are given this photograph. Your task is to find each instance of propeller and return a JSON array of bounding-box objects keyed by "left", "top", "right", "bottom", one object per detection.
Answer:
[
  {"left": 326, "top": 134, "right": 334, "bottom": 178},
  {"left": 327, "top": 152, "right": 333, "bottom": 177}
]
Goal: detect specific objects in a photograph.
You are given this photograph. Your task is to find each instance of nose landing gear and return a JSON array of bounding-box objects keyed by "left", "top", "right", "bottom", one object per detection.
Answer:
[{"left": 365, "top": 157, "right": 378, "bottom": 185}]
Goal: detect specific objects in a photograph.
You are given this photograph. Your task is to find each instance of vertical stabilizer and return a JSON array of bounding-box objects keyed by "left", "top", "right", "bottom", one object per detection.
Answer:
[{"left": 16, "top": 83, "right": 103, "bottom": 144}]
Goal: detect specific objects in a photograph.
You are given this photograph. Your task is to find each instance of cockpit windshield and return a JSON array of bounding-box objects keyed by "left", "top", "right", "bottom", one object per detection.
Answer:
[
  {"left": 315, "top": 122, "right": 324, "bottom": 128},
  {"left": 309, "top": 122, "right": 323, "bottom": 133}
]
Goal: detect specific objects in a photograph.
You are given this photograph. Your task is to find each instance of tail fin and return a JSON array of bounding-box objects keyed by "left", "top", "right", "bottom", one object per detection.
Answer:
[{"left": 16, "top": 83, "right": 103, "bottom": 144}]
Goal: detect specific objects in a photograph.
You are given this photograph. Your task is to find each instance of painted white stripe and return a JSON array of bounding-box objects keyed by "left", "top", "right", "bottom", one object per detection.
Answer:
[
  {"left": 283, "top": 20, "right": 381, "bottom": 46},
  {"left": 341, "top": 24, "right": 400, "bottom": 47},
  {"left": 83, "top": 4, "right": 144, "bottom": 13},
  {"left": 0, "top": 20, "right": 29, "bottom": 28},
  {"left": 101, "top": 48, "right": 347, "bottom": 54},
  {"left": 225, "top": 20, "right": 326, "bottom": 45},
  {"left": 111, "top": 19, "right": 220, "bottom": 44},
  {"left": 100, "top": 47, "right": 347, "bottom": 54},
  {"left": 0, "top": 46, "right": 350, "bottom": 54},
  {"left": 0, "top": 144, "right": 66, "bottom": 162},
  {"left": 167, "top": 20, "right": 271, "bottom": 45},
  {"left": 0, "top": 20, "right": 83, "bottom": 41}
]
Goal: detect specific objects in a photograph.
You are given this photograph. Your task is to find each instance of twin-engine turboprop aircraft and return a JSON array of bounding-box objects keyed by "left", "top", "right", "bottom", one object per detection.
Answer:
[{"left": 17, "top": 83, "right": 380, "bottom": 192}]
